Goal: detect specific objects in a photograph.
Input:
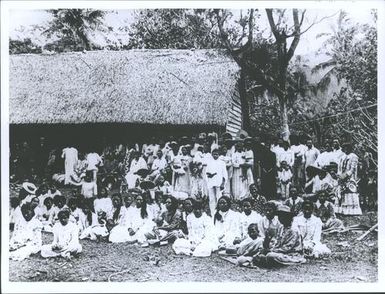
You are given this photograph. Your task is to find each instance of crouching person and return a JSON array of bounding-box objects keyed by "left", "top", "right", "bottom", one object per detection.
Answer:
[
  {"left": 9, "top": 203, "right": 43, "bottom": 261},
  {"left": 253, "top": 205, "right": 306, "bottom": 268},
  {"left": 41, "top": 210, "right": 82, "bottom": 259}
]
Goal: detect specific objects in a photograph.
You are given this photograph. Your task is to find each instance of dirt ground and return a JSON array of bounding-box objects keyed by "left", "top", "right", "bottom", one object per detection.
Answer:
[{"left": 8, "top": 186, "right": 378, "bottom": 283}]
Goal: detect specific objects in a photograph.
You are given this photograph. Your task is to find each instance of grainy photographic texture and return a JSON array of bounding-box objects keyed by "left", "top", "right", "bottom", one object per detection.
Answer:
[{"left": 4, "top": 4, "right": 379, "bottom": 287}]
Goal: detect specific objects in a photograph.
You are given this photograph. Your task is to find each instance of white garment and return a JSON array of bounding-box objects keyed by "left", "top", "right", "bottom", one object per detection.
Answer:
[
  {"left": 331, "top": 148, "right": 346, "bottom": 166},
  {"left": 125, "top": 157, "right": 147, "bottom": 188},
  {"left": 315, "top": 151, "right": 333, "bottom": 168},
  {"left": 278, "top": 149, "right": 295, "bottom": 167},
  {"left": 61, "top": 147, "right": 78, "bottom": 185},
  {"left": 214, "top": 210, "right": 242, "bottom": 248},
  {"left": 240, "top": 211, "right": 262, "bottom": 240},
  {"left": 10, "top": 217, "right": 43, "bottom": 261},
  {"left": 81, "top": 181, "right": 97, "bottom": 198},
  {"left": 278, "top": 169, "right": 293, "bottom": 182},
  {"left": 86, "top": 152, "right": 102, "bottom": 171},
  {"left": 173, "top": 213, "right": 218, "bottom": 257},
  {"left": 151, "top": 157, "right": 167, "bottom": 173},
  {"left": 290, "top": 144, "right": 307, "bottom": 163},
  {"left": 206, "top": 159, "right": 228, "bottom": 188},
  {"left": 304, "top": 146, "right": 320, "bottom": 168},
  {"left": 94, "top": 198, "right": 113, "bottom": 219}
]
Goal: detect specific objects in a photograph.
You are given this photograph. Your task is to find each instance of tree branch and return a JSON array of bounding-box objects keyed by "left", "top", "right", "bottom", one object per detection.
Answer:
[
  {"left": 248, "top": 9, "right": 254, "bottom": 45},
  {"left": 266, "top": 9, "right": 280, "bottom": 40},
  {"left": 286, "top": 9, "right": 302, "bottom": 64}
]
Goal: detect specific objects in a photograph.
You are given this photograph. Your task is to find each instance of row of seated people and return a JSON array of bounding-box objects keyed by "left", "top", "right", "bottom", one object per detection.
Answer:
[{"left": 9, "top": 181, "right": 344, "bottom": 268}]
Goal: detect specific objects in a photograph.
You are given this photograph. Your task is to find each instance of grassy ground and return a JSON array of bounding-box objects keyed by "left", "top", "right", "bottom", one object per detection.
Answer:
[{"left": 8, "top": 186, "right": 378, "bottom": 283}]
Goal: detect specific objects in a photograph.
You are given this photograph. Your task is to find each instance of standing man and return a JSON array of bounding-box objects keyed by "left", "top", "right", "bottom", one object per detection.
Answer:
[
  {"left": 290, "top": 136, "right": 307, "bottom": 190},
  {"left": 304, "top": 139, "right": 320, "bottom": 181},
  {"left": 206, "top": 149, "right": 228, "bottom": 217}
]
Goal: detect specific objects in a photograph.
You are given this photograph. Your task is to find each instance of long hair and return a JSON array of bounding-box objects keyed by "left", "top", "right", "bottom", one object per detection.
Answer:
[
  {"left": 214, "top": 196, "right": 231, "bottom": 224},
  {"left": 112, "top": 193, "right": 122, "bottom": 223},
  {"left": 137, "top": 194, "right": 148, "bottom": 219}
]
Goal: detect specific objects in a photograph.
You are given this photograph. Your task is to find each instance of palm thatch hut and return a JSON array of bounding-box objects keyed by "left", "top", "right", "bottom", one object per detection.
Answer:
[{"left": 9, "top": 49, "right": 242, "bottom": 150}]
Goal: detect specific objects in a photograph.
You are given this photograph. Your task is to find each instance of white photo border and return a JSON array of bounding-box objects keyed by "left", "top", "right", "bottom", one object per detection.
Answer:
[{"left": 1, "top": 0, "right": 384, "bottom": 293}]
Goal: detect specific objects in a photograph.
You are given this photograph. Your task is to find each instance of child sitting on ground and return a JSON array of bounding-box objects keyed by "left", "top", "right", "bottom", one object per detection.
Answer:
[
  {"left": 253, "top": 205, "right": 306, "bottom": 268},
  {"left": 292, "top": 200, "right": 331, "bottom": 258},
  {"left": 9, "top": 203, "right": 43, "bottom": 261},
  {"left": 314, "top": 190, "right": 345, "bottom": 233},
  {"left": 41, "top": 210, "right": 82, "bottom": 259},
  {"left": 239, "top": 198, "right": 263, "bottom": 242},
  {"left": 236, "top": 223, "right": 264, "bottom": 266}
]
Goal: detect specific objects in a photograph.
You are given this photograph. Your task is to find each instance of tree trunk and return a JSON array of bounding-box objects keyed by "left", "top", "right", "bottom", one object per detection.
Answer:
[
  {"left": 239, "top": 70, "right": 251, "bottom": 133},
  {"left": 279, "top": 99, "right": 290, "bottom": 141}
]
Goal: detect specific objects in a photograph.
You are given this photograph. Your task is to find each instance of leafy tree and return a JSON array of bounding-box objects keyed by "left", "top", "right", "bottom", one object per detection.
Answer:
[
  {"left": 125, "top": 9, "right": 222, "bottom": 49},
  {"left": 9, "top": 38, "right": 42, "bottom": 54},
  {"left": 43, "top": 9, "right": 111, "bottom": 51}
]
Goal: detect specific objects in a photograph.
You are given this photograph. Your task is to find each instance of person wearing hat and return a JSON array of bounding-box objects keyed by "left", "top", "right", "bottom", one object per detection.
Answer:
[
  {"left": 337, "top": 143, "right": 362, "bottom": 215},
  {"left": 253, "top": 204, "right": 305, "bottom": 268},
  {"left": 292, "top": 200, "right": 331, "bottom": 258}
]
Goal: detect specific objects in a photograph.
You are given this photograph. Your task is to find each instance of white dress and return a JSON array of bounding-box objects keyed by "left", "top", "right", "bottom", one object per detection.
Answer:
[
  {"left": 9, "top": 217, "right": 43, "bottom": 261},
  {"left": 173, "top": 213, "right": 219, "bottom": 257},
  {"left": 94, "top": 197, "right": 114, "bottom": 219},
  {"left": 292, "top": 214, "right": 331, "bottom": 258},
  {"left": 109, "top": 207, "right": 155, "bottom": 243},
  {"left": 41, "top": 222, "right": 82, "bottom": 258},
  {"left": 231, "top": 152, "right": 248, "bottom": 200},
  {"left": 239, "top": 211, "right": 262, "bottom": 240},
  {"left": 125, "top": 157, "right": 147, "bottom": 188},
  {"left": 62, "top": 147, "right": 78, "bottom": 185},
  {"left": 214, "top": 210, "right": 242, "bottom": 248}
]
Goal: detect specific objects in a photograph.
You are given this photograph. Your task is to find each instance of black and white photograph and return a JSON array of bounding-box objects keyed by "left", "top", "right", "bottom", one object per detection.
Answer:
[{"left": 1, "top": 0, "right": 384, "bottom": 292}]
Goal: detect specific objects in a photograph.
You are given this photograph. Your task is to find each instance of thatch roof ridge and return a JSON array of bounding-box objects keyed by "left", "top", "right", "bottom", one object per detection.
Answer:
[{"left": 10, "top": 49, "right": 240, "bottom": 125}]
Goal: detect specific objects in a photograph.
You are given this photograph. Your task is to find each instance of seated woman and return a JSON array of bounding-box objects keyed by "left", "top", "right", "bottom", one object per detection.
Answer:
[
  {"left": 236, "top": 223, "right": 264, "bottom": 266},
  {"left": 213, "top": 196, "right": 242, "bottom": 250},
  {"left": 172, "top": 200, "right": 218, "bottom": 257},
  {"left": 314, "top": 190, "right": 345, "bottom": 233},
  {"left": 10, "top": 197, "right": 21, "bottom": 231},
  {"left": 48, "top": 195, "right": 68, "bottom": 225},
  {"left": 9, "top": 203, "right": 43, "bottom": 261},
  {"left": 78, "top": 199, "right": 98, "bottom": 235},
  {"left": 34, "top": 196, "right": 54, "bottom": 232},
  {"left": 283, "top": 186, "right": 304, "bottom": 216},
  {"left": 147, "top": 196, "right": 184, "bottom": 244},
  {"left": 41, "top": 210, "right": 82, "bottom": 259},
  {"left": 257, "top": 201, "right": 283, "bottom": 242},
  {"left": 239, "top": 198, "right": 262, "bottom": 242},
  {"left": 253, "top": 205, "right": 306, "bottom": 268},
  {"left": 292, "top": 200, "right": 331, "bottom": 258},
  {"left": 110, "top": 193, "right": 155, "bottom": 244},
  {"left": 93, "top": 187, "right": 113, "bottom": 219},
  {"left": 68, "top": 197, "right": 84, "bottom": 226}
]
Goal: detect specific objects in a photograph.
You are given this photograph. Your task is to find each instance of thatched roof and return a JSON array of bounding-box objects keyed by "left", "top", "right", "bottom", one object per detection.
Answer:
[{"left": 9, "top": 49, "right": 240, "bottom": 125}]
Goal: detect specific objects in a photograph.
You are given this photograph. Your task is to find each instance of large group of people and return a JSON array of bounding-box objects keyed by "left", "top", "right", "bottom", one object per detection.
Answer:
[{"left": 9, "top": 131, "right": 376, "bottom": 268}]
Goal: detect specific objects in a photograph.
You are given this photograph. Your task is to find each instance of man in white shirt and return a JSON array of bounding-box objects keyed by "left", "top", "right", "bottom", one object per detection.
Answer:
[
  {"left": 315, "top": 141, "right": 334, "bottom": 168},
  {"left": 206, "top": 149, "right": 228, "bottom": 216},
  {"left": 331, "top": 139, "right": 346, "bottom": 168},
  {"left": 304, "top": 139, "right": 320, "bottom": 180},
  {"left": 277, "top": 141, "right": 294, "bottom": 168}
]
